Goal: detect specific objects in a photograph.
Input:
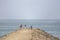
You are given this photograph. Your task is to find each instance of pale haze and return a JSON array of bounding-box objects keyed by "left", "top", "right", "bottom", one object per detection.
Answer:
[{"left": 0, "top": 0, "right": 60, "bottom": 19}]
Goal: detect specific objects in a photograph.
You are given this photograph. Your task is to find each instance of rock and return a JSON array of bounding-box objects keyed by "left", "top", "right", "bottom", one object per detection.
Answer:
[{"left": 1, "top": 28, "right": 59, "bottom": 40}]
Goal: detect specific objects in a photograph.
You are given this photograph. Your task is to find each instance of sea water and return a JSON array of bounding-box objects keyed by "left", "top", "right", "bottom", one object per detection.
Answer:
[{"left": 0, "top": 19, "right": 60, "bottom": 39}]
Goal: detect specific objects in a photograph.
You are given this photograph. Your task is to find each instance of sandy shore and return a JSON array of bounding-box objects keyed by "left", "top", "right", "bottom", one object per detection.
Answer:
[{"left": 0, "top": 28, "right": 59, "bottom": 40}]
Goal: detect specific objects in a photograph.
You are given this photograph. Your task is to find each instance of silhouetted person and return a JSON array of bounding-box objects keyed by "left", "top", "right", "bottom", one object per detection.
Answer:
[
  {"left": 24, "top": 24, "right": 27, "bottom": 28},
  {"left": 24, "top": 24, "right": 26, "bottom": 27},
  {"left": 31, "top": 26, "right": 32, "bottom": 29},
  {"left": 20, "top": 24, "right": 22, "bottom": 28}
]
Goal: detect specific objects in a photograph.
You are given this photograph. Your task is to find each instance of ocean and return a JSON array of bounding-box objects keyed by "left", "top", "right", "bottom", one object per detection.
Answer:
[{"left": 0, "top": 19, "right": 60, "bottom": 39}]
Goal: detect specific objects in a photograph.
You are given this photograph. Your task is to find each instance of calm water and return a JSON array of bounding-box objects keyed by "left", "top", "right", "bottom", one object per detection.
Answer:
[{"left": 0, "top": 19, "right": 60, "bottom": 38}]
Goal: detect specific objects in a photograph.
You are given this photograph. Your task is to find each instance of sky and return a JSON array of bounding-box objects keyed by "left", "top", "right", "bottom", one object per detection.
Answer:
[{"left": 0, "top": 0, "right": 60, "bottom": 19}]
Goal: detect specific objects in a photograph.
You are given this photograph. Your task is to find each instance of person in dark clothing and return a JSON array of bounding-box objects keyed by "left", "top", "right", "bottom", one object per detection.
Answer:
[
  {"left": 24, "top": 24, "right": 26, "bottom": 27},
  {"left": 24, "top": 24, "right": 27, "bottom": 28},
  {"left": 20, "top": 24, "right": 22, "bottom": 28},
  {"left": 31, "top": 26, "right": 32, "bottom": 29}
]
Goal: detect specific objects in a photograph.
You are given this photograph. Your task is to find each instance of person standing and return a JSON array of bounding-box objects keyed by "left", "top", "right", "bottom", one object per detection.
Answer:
[
  {"left": 24, "top": 24, "right": 27, "bottom": 29},
  {"left": 31, "top": 26, "right": 32, "bottom": 29},
  {"left": 24, "top": 24, "right": 26, "bottom": 28},
  {"left": 20, "top": 24, "right": 22, "bottom": 28}
]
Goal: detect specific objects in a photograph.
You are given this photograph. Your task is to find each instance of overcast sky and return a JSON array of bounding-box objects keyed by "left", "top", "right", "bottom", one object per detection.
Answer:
[{"left": 0, "top": 0, "right": 60, "bottom": 19}]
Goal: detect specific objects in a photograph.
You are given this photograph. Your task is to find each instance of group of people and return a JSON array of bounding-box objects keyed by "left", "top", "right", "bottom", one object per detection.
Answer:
[{"left": 20, "top": 24, "right": 32, "bottom": 29}]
